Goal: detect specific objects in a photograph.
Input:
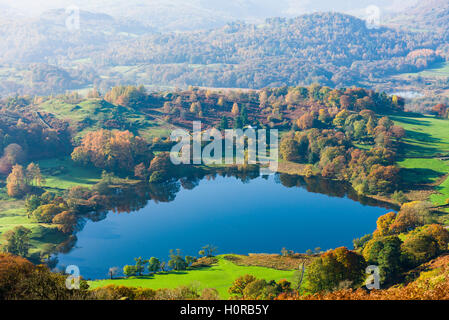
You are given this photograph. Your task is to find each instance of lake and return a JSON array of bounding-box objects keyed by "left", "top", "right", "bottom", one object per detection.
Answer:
[{"left": 55, "top": 174, "right": 393, "bottom": 279}]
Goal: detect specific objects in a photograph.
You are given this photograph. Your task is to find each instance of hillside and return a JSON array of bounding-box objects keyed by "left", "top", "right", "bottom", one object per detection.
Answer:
[
  {"left": 95, "top": 13, "right": 442, "bottom": 89},
  {"left": 388, "top": 0, "right": 449, "bottom": 34},
  {"left": 1, "top": 11, "right": 446, "bottom": 96}
]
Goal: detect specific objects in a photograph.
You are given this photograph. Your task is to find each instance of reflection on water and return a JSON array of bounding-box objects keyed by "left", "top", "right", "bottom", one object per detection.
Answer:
[{"left": 54, "top": 171, "right": 395, "bottom": 279}]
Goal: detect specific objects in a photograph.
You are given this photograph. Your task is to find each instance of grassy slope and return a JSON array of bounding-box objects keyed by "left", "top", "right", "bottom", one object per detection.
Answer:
[
  {"left": 0, "top": 194, "right": 64, "bottom": 257},
  {"left": 38, "top": 158, "right": 102, "bottom": 191},
  {"left": 89, "top": 256, "right": 296, "bottom": 299},
  {"left": 0, "top": 158, "right": 102, "bottom": 255},
  {"left": 389, "top": 114, "right": 449, "bottom": 157},
  {"left": 397, "top": 62, "right": 449, "bottom": 79},
  {"left": 37, "top": 98, "right": 172, "bottom": 141},
  {"left": 391, "top": 114, "right": 449, "bottom": 206}
]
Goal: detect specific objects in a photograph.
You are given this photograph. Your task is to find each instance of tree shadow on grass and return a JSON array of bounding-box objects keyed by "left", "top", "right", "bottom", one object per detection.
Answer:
[
  {"left": 398, "top": 141, "right": 443, "bottom": 158},
  {"left": 405, "top": 130, "right": 442, "bottom": 144},
  {"left": 128, "top": 267, "right": 214, "bottom": 280},
  {"left": 399, "top": 168, "right": 444, "bottom": 187},
  {"left": 390, "top": 115, "right": 431, "bottom": 127}
]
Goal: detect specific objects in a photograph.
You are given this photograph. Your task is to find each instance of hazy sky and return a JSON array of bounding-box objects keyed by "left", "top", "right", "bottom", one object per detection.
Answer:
[{"left": 0, "top": 0, "right": 419, "bottom": 18}]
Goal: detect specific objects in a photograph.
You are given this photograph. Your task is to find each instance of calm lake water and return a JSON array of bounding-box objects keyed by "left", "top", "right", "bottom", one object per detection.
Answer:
[{"left": 56, "top": 174, "right": 392, "bottom": 279}]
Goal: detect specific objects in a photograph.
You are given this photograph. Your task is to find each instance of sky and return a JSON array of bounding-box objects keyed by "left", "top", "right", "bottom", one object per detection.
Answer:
[{"left": 0, "top": 0, "right": 419, "bottom": 19}]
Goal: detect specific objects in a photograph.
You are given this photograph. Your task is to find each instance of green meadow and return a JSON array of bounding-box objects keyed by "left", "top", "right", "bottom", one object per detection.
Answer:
[
  {"left": 398, "top": 62, "right": 449, "bottom": 79},
  {"left": 0, "top": 158, "right": 103, "bottom": 256},
  {"left": 89, "top": 256, "right": 297, "bottom": 299},
  {"left": 390, "top": 114, "right": 449, "bottom": 158},
  {"left": 38, "top": 158, "right": 102, "bottom": 191},
  {"left": 37, "top": 98, "right": 172, "bottom": 141},
  {"left": 391, "top": 114, "right": 449, "bottom": 206},
  {"left": 0, "top": 196, "right": 64, "bottom": 258}
]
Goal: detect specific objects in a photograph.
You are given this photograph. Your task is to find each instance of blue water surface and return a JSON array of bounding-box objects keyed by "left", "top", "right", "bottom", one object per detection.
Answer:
[{"left": 56, "top": 175, "right": 390, "bottom": 279}]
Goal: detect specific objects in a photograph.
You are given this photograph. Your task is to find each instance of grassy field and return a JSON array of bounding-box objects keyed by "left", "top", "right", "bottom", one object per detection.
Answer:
[
  {"left": 391, "top": 114, "right": 449, "bottom": 206},
  {"left": 37, "top": 98, "right": 173, "bottom": 141},
  {"left": 398, "top": 62, "right": 449, "bottom": 79},
  {"left": 397, "top": 158, "right": 449, "bottom": 185},
  {"left": 37, "top": 158, "right": 102, "bottom": 191},
  {"left": 390, "top": 114, "right": 449, "bottom": 158},
  {"left": 0, "top": 195, "right": 64, "bottom": 258},
  {"left": 0, "top": 158, "right": 102, "bottom": 256},
  {"left": 89, "top": 256, "right": 297, "bottom": 299}
]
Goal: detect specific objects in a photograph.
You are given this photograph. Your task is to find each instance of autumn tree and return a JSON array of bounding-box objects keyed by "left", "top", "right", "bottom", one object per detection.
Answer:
[
  {"left": 148, "top": 152, "right": 175, "bottom": 183},
  {"left": 390, "top": 201, "right": 434, "bottom": 233},
  {"left": 339, "top": 95, "right": 351, "bottom": 109},
  {"left": 26, "top": 163, "right": 45, "bottom": 187},
  {"left": 6, "top": 164, "right": 28, "bottom": 197},
  {"left": 420, "top": 224, "right": 449, "bottom": 252},
  {"left": 32, "top": 203, "right": 66, "bottom": 223},
  {"left": 431, "top": 103, "right": 447, "bottom": 118},
  {"left": 228, "top": 274, "right": 257, "bottom": 297},
  {"left": 217, "top": 97, "right": 225, "bottom": 107},
  {"left": 373, "top": 212, "right": 397, "bottom": 238},
  {"left": 401, "top": 234, "right": 439, "bottom": 266},
  {"left": 134, "top": 163, "right": 149, "bottom": 180},
  {"left": 52, "top": 211, "right": 77, "bottom": 234},
  {"left": 231, "top": 103, "right": 239, "bottom": 116},
  {"left": 87, "top": 88, "right": 101, "bottom": 99},
  {"left": 0, "top": 144, "right": 26, "bottom": 175},
  {"left": 72, "top": 130, "right": 151, "bottom": 173},
  {"left": 0, "top": 253, "right": 34, "bottom": 299},
  {"left": 297, "top": 113, "right": 314, "bottom": 130},
  {"left": 280, "top": 137, "right": 300, "bottom": 161}
]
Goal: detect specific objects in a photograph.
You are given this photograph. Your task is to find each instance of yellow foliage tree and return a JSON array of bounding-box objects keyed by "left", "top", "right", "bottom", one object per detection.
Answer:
[
  {"left": 6, "top": 165, "right": 28, "bottom": 197},
  {"left": 231, "top": 103, "right": 239, "bottom": 116}
]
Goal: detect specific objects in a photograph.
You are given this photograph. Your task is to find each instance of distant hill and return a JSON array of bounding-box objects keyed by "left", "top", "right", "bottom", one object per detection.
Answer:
[
  {"left": 387, "top": 0, "right": 449, "bottom": 33},
  {"left": 0, "top": 10, "right": 447, "bottom": 95},
  {"left": 96, "top": 12, "right": 442, "bottom": 89},
  {"left": 0, "top": 9, "right": 154, "bottom": 64},
  {"left": 0, "top": 0, "right": 419, "bottom": 32}
]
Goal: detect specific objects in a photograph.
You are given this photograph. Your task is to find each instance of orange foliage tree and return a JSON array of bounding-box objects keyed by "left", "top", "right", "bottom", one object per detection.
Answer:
[{"left": 71, "top": 129, "right": 151, "bottom": 173}]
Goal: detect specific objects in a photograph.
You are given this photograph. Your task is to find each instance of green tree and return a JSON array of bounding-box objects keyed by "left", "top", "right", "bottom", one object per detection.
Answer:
[
  {"left": 306, "top": 247, "right": 366, "bottom": 293},
  {"left": 353, "top": 120, "right": 366, "bottom": 141},
  {"left": 228, "top": 274, "right": 257, "bottom": 297},
  {"left": 26, "top": 163, "right": 45, "bottom": 186},
  {"left": 185, "top": 256, "right": 196, "bottom": 266},
  {"left": 391, "top": 191, "right": 408, "bottom": 204},
  {"left": 240, "top": 105, "right": 249, "bottom": 125},
  {"left": 401, "top": 234, "right": 440, "bottom": 266},
  {"left": 31, "top": 203, "right": 64, "bottom": 223},
  {"left": 2, "top": 226, "right": 32, "bottom": 257},
  {"left": 219, "top": 116, "right": 229, "bottom": 130},
  {"left": 168, "top": 249, "right": 188, "bottom": 271},
  {"left": 148, "top": 257, "right": 161, "bottom": 273},
  {"left": 198, "top": 245, "right": 217, "bottom": 257},
  {"left": 353, "top": 234, "right": 373, "bottom": 250},
  {"left": 123, "top": 265, "right": 138, "bottom": 277},
  {"left": 25, "top": 194, "right": 41, "bottom": 215},
  {"left": 362, "top": 236, "right": 404, "bottom": 284},
  {"left": 280, "top": 137, "right": 300, "bottom": 161},
  {"left": 233, "top": 116, "right": 244, "bottom": 129},
  {"left": 134, "top": 257, "right": 147, "bottom": 276}
]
